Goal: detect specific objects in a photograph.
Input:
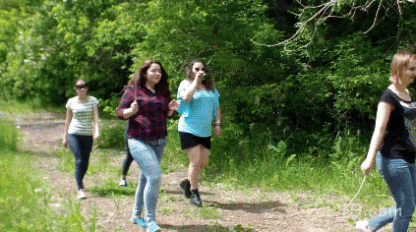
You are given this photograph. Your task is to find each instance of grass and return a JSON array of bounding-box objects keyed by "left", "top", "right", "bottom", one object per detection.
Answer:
[
  {"left": 0, "top": 99, "right": 65, "bottom": 115},
  {"left": 0, "top": 101, "right": 404, "bottom": 230},
  {"left": 0, "top": 119, "right": 95, "bottom": 232}
]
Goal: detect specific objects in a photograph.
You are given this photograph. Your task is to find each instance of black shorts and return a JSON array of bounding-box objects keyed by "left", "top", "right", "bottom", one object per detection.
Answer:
[{"left": 179, "top": 132, "right": 211, "bottom": 150}]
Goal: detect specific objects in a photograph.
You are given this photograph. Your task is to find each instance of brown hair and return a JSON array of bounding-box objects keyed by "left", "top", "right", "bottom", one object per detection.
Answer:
[
  {"left": 390, "top": 52, "right": 416, "bottom": 83},
  {"left": 185, "top": 60, "right": 214, "bottom": 91},
  {"left": 129, "top": 59, "right": 170, "bottom": 98}
]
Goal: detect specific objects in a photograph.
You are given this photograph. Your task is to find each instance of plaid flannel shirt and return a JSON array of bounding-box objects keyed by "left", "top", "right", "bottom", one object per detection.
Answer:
[{"left": 117, "top": 84, "right": 172, "bottom": 140}]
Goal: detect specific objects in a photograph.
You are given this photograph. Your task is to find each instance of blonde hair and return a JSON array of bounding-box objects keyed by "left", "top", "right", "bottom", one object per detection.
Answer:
[{"left": 390, "top": 52, "right": 416, "bottom": 83}]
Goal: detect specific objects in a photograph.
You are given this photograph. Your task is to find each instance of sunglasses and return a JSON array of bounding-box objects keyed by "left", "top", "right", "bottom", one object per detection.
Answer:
[{"left": 75, "top": 84, "right": 88, "bottom": 89}]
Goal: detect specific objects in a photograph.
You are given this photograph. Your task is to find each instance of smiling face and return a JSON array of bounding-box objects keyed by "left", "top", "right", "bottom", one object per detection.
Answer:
[{"left": 145, "top": 63, "right": 162, "bottom": 87}]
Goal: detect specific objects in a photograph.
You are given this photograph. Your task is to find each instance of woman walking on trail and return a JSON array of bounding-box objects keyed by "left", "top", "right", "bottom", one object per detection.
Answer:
[
  {"left": 177, "top": 60, "right": 221, "bottom": 207},
  {"left": 356, "top": 52, "right": 416, "bottom": 232},
  {"left": 119, "top": 120, "right": 133, "bottom": 187},
  {"left": 63, "top": 79, "right": 100, "bottom": 200},
  {"left": 116, "top": 59, "right": 180, "bottom": 232}
]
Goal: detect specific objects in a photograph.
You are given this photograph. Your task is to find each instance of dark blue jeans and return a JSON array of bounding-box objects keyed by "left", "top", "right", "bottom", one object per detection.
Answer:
[
  {"left": 68, "top": 134, "right": 93, "bottom": 190},
  {"left": 368, "top": 152, "right": 416, "bottom": 232},
  {"left": 122, "top": 121, "right": 134, "bottom": 176}
]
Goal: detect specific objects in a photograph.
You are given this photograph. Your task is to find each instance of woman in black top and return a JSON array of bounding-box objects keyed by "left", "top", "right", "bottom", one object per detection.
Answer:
[{"left": 356, "top": 52, "right": 416, "bottom": 232}]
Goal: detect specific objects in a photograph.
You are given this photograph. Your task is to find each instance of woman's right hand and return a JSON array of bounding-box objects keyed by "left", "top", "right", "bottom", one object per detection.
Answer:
[
  {"left": 62, "top": 138, "right": 68, "bottom": 148},
  {"left": 195, "top": 71, "right": 204, "bottom": 83},
  {"left": 131, "top": 100, "right": 139, "bottom": 114},
  {"left": 360, "top": 159, "right": 373, "bottom": 175}
]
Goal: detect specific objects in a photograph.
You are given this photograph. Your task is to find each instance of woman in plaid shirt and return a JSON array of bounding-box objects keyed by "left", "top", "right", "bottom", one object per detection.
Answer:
[{"left": 116, "top": 60, "right": 180, "bottom": 232}]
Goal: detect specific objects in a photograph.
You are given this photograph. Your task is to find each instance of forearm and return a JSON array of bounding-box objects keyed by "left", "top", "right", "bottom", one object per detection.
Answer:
[
  {"left": 366, "top": 128, "right": 384, "bottom": 163},
  {"left": 63, "top": 110, "right": 72, "bottom": 139},
  {"left": 215, "top": 107, "right": 221, "bottom": 124},
  {"left": 93, "top": 106, "right": 100, "bottom": 134},
  {"left": 181, "top": 81, "right": 198, "bottom": 102}
]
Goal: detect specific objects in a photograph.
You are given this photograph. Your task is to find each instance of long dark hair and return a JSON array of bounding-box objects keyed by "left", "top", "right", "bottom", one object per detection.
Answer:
[
  {"left": 185, "top": 60, "right": 214, "bottom": 91},
  {"left": 129, "top": 59, "right": 170, "bottom": 98}
]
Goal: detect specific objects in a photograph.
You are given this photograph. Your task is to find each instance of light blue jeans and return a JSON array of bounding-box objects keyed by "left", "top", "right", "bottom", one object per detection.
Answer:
[
  {"left": 368, "top": 152, "right": 416, "bottom": 232},
  {"left": 128, "top": 137, "right": 166, "bottom": 223}
]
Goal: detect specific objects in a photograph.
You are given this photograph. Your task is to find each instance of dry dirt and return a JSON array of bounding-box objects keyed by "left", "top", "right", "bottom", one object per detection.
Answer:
[{"left": 7, "top": 111, "right": 394, "bottom": 232}]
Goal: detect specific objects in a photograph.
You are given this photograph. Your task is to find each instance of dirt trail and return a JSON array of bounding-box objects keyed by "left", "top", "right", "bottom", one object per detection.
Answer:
[{"left": 6, "top": 111, "right": 392, "bottom": 232}]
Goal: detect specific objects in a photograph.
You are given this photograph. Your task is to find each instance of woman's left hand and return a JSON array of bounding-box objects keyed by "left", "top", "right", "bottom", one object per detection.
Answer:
[
  {"left": 168, "top": 100, "right": 181, "bottom": 111},
  {"left": 214, "top": 125, "right": 221, "bottom": 137}
]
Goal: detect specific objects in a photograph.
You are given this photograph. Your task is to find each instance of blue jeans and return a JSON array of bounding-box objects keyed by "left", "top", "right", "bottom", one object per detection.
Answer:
[
  {"left": 128, "top": 137, "right": 166, "bottom": 223},
  {"left": 368, "top": 152, "right": 416, "bottom": 232},
  {"left": 67, "top": 134, "right": 93, "bottom": 190}
]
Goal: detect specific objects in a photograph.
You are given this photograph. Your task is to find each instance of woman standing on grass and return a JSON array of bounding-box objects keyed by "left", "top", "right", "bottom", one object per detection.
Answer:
[
  {"left": 116, "top": 59, "right": 180, "bottom": 232},
  {"left": 356, "top": 52, "right": 416, "bottom": 232},
  {"left": 63, "top": 79, "right": 100, "bottom": 200},
  {"left": 177, "top": 60, "right": 221, "bottom": 207}
]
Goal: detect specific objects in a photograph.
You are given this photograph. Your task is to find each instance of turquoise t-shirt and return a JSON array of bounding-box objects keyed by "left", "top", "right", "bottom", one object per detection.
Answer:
[{"left": 177, "top": 80, "right": 220, "bottom": 137}]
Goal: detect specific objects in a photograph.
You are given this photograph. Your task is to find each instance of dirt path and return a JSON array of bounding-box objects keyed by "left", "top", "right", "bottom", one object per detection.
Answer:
[{"left": 8, "top": 111, "right": 392, "bottom": 232}]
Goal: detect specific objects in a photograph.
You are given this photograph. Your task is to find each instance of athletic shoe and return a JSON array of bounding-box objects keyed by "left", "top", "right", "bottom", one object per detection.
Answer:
[
  {"left": 355, "top": 220, "right": 371, "bottom": 232},
  {"left": 78, "top": 189, "right": 86, "bottom": 200},
  {"left": 179, "top": 179, "right": 192, "bottom": 198},
  {"left": 119, "top": 179, "right": 127, "bottom": 187},
  {"left": 147, "top": 222, "right": 161, "bottom": 232},
  {"left": 190, "top": 189, "right": 202, "bottom": 207},
  {"left": 131, "top": 216, "right": 147, "bottom": 228}
]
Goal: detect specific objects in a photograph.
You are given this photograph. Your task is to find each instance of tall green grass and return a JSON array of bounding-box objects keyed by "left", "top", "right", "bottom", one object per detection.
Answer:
[{"left": 0, "top": 119, "right": 95, "bottom": 232}]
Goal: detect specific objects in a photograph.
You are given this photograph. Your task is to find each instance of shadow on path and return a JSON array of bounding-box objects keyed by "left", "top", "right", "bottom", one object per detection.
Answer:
[{"left": 204, "top": 200, "right": 287, "bottom": 214}]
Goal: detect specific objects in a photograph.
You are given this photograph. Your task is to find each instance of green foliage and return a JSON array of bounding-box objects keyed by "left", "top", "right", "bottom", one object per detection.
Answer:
[
  {"left": 0, "top": 118, "right": 18, "bottom": 151},
  {"left": 95, "top": 119, "right": 126, "bottom": 150}
]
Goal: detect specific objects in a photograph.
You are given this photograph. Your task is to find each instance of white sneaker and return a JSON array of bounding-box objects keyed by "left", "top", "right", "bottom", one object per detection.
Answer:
[
  {"left": 355, "top": 220, "right": 371, "bottom": 232},
  {"left": 78, "top": 189, "right": 87, "bottom": 200},
  {"left": 119, "top": 179, "right": 127, "bottom": 187}
]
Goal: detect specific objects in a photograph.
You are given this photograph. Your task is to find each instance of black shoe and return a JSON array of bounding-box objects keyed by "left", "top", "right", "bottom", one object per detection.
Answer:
[
  {"left": 190, "top": 189, "right": 202, "bottom": 207},
  {"left": 179, "top": 179, "right": 192, "bottom": 199}
]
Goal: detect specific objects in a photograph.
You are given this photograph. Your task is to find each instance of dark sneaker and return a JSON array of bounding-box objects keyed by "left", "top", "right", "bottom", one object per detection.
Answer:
[
  {"left": 179, "top": 179, "right": 191, "bottom": 199},
  {"left": 190, "top": 189, "right": 202, "bottom": 207}
]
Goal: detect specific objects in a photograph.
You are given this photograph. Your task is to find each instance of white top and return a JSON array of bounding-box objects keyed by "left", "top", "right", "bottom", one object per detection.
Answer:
[{"left": 66, "top": 96, "right": 99, "bottom": 135}]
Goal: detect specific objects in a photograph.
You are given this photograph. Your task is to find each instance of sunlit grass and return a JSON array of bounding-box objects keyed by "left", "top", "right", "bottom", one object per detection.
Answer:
[
  {"left": 0, "top": 99, "right": 65, "bottom": 115},
  {"left": 0, "top": 119, "right": 95, "bottom": 232}
]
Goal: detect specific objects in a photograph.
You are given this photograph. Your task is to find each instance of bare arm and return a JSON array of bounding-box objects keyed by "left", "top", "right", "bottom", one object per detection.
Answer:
[
  {"left": 214, "top": 106, "right": 221, "bottom": 137},
  {"left": 62, "top": 109, "right": 72, "bottom": 148},
  {"left": 93, "top": 105, "right": 100, "bottom": 140},
  {"left": 180, "top": 72, "right": 203, "bottom": 102},
  {"left": 361, "top": 102, "right": 393, "bottom": 175}
]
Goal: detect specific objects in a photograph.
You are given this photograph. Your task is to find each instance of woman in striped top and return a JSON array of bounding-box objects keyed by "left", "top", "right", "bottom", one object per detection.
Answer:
[{"left": 63, "top": 79, "right": 100, "bottom": 200}]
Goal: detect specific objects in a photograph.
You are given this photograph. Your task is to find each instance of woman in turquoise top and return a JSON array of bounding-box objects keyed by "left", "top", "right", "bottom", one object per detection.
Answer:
[{"left": 177, "top": 60, "right": 221, "bottom": 207}]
